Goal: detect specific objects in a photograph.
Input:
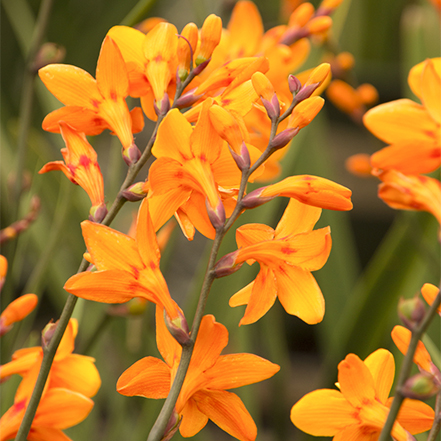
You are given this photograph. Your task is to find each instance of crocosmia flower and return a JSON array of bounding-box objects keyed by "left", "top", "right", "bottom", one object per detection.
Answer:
[
  {"left": 217, "top": 198, "right": 332, "bottom": 325},
  {"left": 0, "top": 294, "right": 38, "bottom": 337},
  {"left": 117, "top": 307, "right": 279, "bottom": 441},
  {"left": 290, "top": 348, "right": 434, "bottom": 440}
]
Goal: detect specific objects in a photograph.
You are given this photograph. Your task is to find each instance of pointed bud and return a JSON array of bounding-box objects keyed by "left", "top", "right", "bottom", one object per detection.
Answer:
[
  {"left": 288, "top": 2, "right": 315, "bottom": 27},
  {"left": 293, "top": 82, "right": 320, "bottom": 105},
  {"left": 195, "top": 14, "right": 222, "bottom": 66},
  {"left": 32, "top": 42, "right": 66, "bottom": 72},
  {"left": 270, "top": 127, "right": 300, "bottom": 150},
  {"left": 164, "top": 309, "right": 191, "bottom": 346},
  {"left": 305, "top": 16, "right": 332, "bottom": 35},
  {"left": 41, "top": 320, "right": 57, "bottom": 351},
  {"left": 229, "top": 142, "right": 250, "bottom": 172},
  {"left": 154, "top": 92, "right": 171, "bottom": 117},
  {"left": 252, "top": 72, "right": 280, "bottom": 120},
  {"left": 402, "top": 372, "right": 440, "bottom": 401},
  {"left": 123, "top": 143, "right": 142, "bottom": 166},
  {"left": 89, "top": 203, "right": 108, "bottom": 223},
  {"left": 288, "top": 75, "right": 302, "bottom": 95},
  {"left": 121, "top": 182, "right": 147, "bottom": 202},
  {"left": 0, "top": 293, "right": 38, "bottom": 337},
  {"left": 177, "top": 23, "right": 199, "bottom": 79},
  {"left": 161, "top": 410, "right": 181, "bottom": 441},
  {"left": 214, "top": 250, "right": 244, "bottom": 278},
  {"left": 206, "top": 198, "right": 226, "bottom": 231},
  {"left": 316, "top": 0, "right": 343, "bottom": 16},
  {"left": 241, "top": 187, "right": 277, "bottom": 209},
  {"left": 288, "top": 96, "right": 325, "bottom": 130},
  {"left": 174, "top": 88, "right": 203, "bottom": 108},
  {"left": 398, "top": 296, "right": 426, "bottom": 330}
]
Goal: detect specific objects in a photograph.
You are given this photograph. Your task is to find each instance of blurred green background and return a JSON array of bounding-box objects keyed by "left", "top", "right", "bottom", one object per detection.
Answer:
[{"left": 1, "top": 0, "right": 440, "bottom": 439}]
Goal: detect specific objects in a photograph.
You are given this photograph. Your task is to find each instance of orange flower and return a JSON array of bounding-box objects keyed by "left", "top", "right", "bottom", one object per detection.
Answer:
[
  {"left": 39, "top": 122, "right": 107, "bottom": 222},
  {"left": 291, "top": 349, "right": 434, "bottom": 440},
  {"left": 373, "top": 169, "right": 441, "bottom": 224},
  {"left": 0, "top": 255, "right": 6, "bottom": 292},
  {"left": 64, "top": 198, "right": 181, "bottom": 320},
  {"left": 1, "top": 319, "right": 101, "bottom": 399},
  {"left": 364, "top": 58, "right": 441, "bottom": 175},
  {"left": 0, "top": 294, "right": 38, "bottom": 337},
  {"left": 0, "top": 387, "right": 94, "bottom": 441},
  {"left": 218, "top": 198, "right": 332, "bottom": 325},
  {"left": 117, "top": 308, "right": 279, "bottom": 441},
  {"left": 39, "top": 36, "right": 144, "bottom": 160},
  {"left": 391, "top": 325, "right": 440, "bottom": 377},
  {"left": 148, "top": 99, "right": 243, "bottom": 240},
  {"left": 421, "top": 282, "right": 441, "bottom": 315}
]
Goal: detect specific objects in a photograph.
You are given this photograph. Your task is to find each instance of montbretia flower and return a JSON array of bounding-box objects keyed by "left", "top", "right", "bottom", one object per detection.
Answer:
[
  {"left": 39, "top": 36, "right": 144, "bottom": 159},
  {"left": 290, "top": 349, "right": 435, "bottom": 440},
  {"left": 217, "top": 198, "right": 332, "bottom": 325},
  {"left": 117, "top": 308, "right": 279, "bottom": 441},
  {"left": 0, "top": 294, "right": 38, "bottom": 337},
  {"left": 39, "top": 122, "right": 107, "bottom": 222},
  {"left": 364, "top": 58, "right": 441, "bottom": 175},
  {"left": 64, "top": 199, "right": 181, "bottom": 320},
  {"left": 1, "top": 319, "right": 101, "bottom": 399}
]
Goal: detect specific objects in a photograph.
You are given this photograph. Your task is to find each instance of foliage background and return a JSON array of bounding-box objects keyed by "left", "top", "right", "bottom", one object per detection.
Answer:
[{"left": 1, "top": 0, "right": 440, "bottom": 439}]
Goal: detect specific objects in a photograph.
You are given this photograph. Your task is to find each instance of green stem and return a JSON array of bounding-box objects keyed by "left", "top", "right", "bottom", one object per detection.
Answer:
[
  {"left": 378, "top": 289, "right": 441, "bottom": 441},
  {"left": 120, "top": 0, "right": 157, "bottom": 27}
]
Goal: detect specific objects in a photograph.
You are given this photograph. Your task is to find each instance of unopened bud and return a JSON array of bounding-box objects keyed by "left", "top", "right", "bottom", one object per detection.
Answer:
[
  {"left": 164, "top": 309, "right": 191, "bottom": 346},
  {"left": 161, "top": 410, "right": 181, "bottom": 441},
  {"left": 293, "top": 82, "right": 320, "bottom": 105},
  {"left": 270, "top": 127, "right": 299, "bottom": 150},
  {"left": 316, "top": 0, "right": 343, "bottom": 16},
  {"left": 241, "top": 187, "right": 277, "bottom": 209},
  {"left": 288, "top": 75, "right": 302, "bottom": 95},
  {"left": 229, "top": 142, "right": 250, "bottom": 172},
  {"left": 89, "top": 203, "right": 108, "bottom": 223},
  {"left": 196, "top": 14, "right": 222, "bottom": 66},
  {"left": 288, "top": 96, "right": 325, "bottom": 130},
  {"left": 174, "top": 89, "right": 202, "bottom": 108},
  {"left": 214, "top": 250, "right": 243, "bottom": 278},
  {"left": 123, "top": 143, "right": 142, "bottom": 166},
  {"left": 154, "top": 93, "right": 171, "bottom": 117},
  {"left": 42, "top": 320, "right": 57, "bottom": 351},
  {"left": 121, "top": 182, "right": 147, "bottom": 202},
  {"left": 398, "top": 296, "right": 426, "bottom": 330},
  {"left": 402, "top": 372, "right": 440, "bottom": 401},
  {"left": 305, "top": 16, "right": 332, "bottom": 35},
  {"left": 33, "top": 43, "right": 66, "bottom": 72},
  {"left": 206, "top": 198, "right": 226, "bottom": 231}
]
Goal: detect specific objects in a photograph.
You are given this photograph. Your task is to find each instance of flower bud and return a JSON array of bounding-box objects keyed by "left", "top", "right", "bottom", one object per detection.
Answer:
[
  {"left": 252, "top": 72, "right": 280, "bottom": 120},
  {"left": 121, "top": 182, "right": 147, "bottom": 202},
  {"left": 288, "top": 96, "right": 325, "bottom": 130},
  {"left": 241, "top": 187, "right": 277, "bottom": 209},
  {"left": 174, "top": 88, "right": 203, "bottom": 108},
  {"left": 206, "top": 198, "right": 226, "bottom": 231},
  {"left": 402, "top": 372, "right": 440, "bottom": 401},
  {"left": 316, "top": 0, "right": 343, "bottom": 16},
  {"left": 89, "top": 203, "right": 108, "bottom": 223},
  {"left": 32, "top": 42, "right": 66, "bottom": 72},
  {"left": 195, "top": 14, "right": 222, "bottom": 66},
  {"left": 357, "top": 83, "right": 379, "bottom": 106},
  {"left": 398, "top": 296, "right": 426, "bottom": 330},
  {"left": 162, "top": 410, "right": 182, "bottom": 441},
  {"left": 288, "top": 75, "right": 302, "bottom": 95},
  {"left": 305, "top": 16, "right": 332, "bottom": 35},
  {"left": 288, "top": 2, "right": 315, "bottom": 28},
  {"left": 42, "top": 320, "right": 57, "bottom": 352},
  {"left": 123, "top": 143, "right": 142, "bottom": 166},
  {"left": 214, "top": 250, "right": 244, "bottom": 278},
  {"left": 293, "top": 82, "right": 320, "bottom": 105},
  {"left": 270, "top": 127, "right": 300, "bottom": 150},
  {"left": 229, "top": 142, "right": 251, "bottom": 172},
  {"left": 164, "top": 309, "right": 191, "bottom": 347},
  {"left": 345, "top": 154, "right": 373, "bottom": 177},
  {"left": 0, "top": 293, "right": 38, "bottom": 337},
  {"left": 154, "top": 92, "right": 171, "bottom": 117},
  {"left": 177, "top": 23, "right": 199, "bottom": 80}
]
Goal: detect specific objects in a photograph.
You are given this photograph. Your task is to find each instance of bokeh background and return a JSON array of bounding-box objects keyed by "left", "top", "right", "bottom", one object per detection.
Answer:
[{"left": 1, "top": 0, "right": 440, "bottom": 439}]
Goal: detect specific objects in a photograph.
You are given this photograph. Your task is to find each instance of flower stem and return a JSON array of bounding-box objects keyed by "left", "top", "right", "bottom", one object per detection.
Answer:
[{"left": 378, "top": 288, "right": 441, "bottom": 441}]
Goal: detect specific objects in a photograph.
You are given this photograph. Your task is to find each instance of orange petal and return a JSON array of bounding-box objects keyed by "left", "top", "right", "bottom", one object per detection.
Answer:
[
  {"left": 80, "top": 221, "right": 142, "bottom": 272},
  {"left": 180, "top": 194, "right": 216, "bottom": 240},
  {"left": 28, "top": 426, "right": 74, "bottom": 441},
  {"left": 261, "top": 175, "right": 353, "bottom": 211},
  {"left": 54, "top": 319, "right": 76, "bottom": 360},
  {"left": 391, "top": 325, "right": 432, "bottom": 373},
  {"left": 0, "top": 294, "right": 38, "bottom": 327},
  {"left": 50, "top": 354, "right": 101, "bottom": 398},
  {"left": 136, "top": 199, "right": 160, "bottom": 267},
  {"left": 239, "top": 266, "right": 277, "bottom": 325},
  {"left": 107, "top": 26, "right": 145, "bottom": 67},
  {"left": 421, "top": 282, "right": 440, "bottom": 314},
  {"left": 0, "top": 349, "right": 40, "bottom": 380},
  {"left": 148, "top": 158, "right": 193, "bottom": 196},
  {"left": 207, "top": 353, "right": 279, "bottom": 390},
  {"left": 117, "top": 356, "right": 170, "bottom": 398},
  {"left": 363, "top": 99, "right": 438, "bottom": 145},
  {"left": 290, "top": 389, "right": 357, "bottom": 436},
  {"left": 275, "top": 198, "right": 322, "bottom": 237},
  {"left": 363, "top": 348, "right": 394, "bottom": 404},
  {"left": 33, "top": 388, "right": 93, "bottom": 429},
  {"left": 179, "top": 399, "right": 208, "bottom": 437},
  {"left": 236, "top": 223, "right": 275, "bottom": 264},
  {"left": 338, "top": 353, "right": 376, "bottom": 407},
  {"left": 395, "top": 397, "right": 435, "bottom": 434},
  {"left": 276, "top": 265, "right": 325, "bottom": 324},
  {"left": 421, "top": 58, "right": 441, "bottom": 124},
  {"left": 193, "top": 389, "right": 257, "bottom": 441},
  {"left": 229, "top": 281, "right": 253, "bottom": 307},
  {"left": 39, "top": 64, "right": 101, "bottom": 108},
  {"left": 155, "top": 305, "right": 181, "bottom": 368}
]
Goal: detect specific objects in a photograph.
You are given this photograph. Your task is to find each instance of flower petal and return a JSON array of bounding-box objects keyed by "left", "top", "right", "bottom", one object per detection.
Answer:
[
  {"left": 229, "top": 281, "right": 253, "bottom": 307},
  {"left": 107, "top": 26, "right": 146, "bottom": 67},
  {"left": 193, "top": 390, "right": 257, "bottom": 441},
  {"left": 421, "top": 58, "right": 441, "bottom": 124},
  {"left": 179, "top": 398, "right": 208, "bottom": 437},
  {"left": 155, "top": 305, "right": 181, "bottom": 368},
  {"left": 363, "top": 348, "right": 394, "bottom": 404},
  {"left": 28, "top": 426, "right": 72, "bottom": 441},
  {"left": 136, "top": 199, "right": 160, "bottom": 267},
  {"left": 395, "top": 397, "right": 435, "bottom": 434},
  {"left": 117, "top": 356, "right": 170, "bottom": 398},
  {"left": 276, "top": 265, "right": 325, "bottom": 324},
  {"left": 206, "top": 353, "right": 279, "bottom": 390},
  {"left": 290, "top": 389, "right": 357, "bottom": 436}
]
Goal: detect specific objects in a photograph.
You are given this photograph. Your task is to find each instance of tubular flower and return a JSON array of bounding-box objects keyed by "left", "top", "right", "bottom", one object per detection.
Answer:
[
  {"left": 117, "top": 308, "right": 280, "bottom": 441},
  {"left": 148, "top": 99, "right": 243, "bottom": 240},
  {"left": 0, "top": 294, "right": 38, "bottom": 337},
  {"left": 391, "top": 325, "right": 440, "bottom": 378},
  {"left": 39, "top": 122, "right": 107, "bottom": 222},
  {"left": 0, "top": 387, "right": 94, "bottom": 441},
  {"left": 39, "top": 36, "right": 143, "bottom": 155},
  {"left": 373, "top": 169, "right": 441, "bottom": 224},
  {"left": 1, "top": 319, "right": 101, "bottom": 399},
  {"left": 290, "top": 349, "right": 435, "bottom": 440},
  {"left": 421, "top": 282, "right": 441, "bottom": 315},
  {"left": 64, "top": 198, "right": 181, "bottom": 320},
  {"left": 364, "top": 58, "right": 441, "bottom": 175},
  {"left": 219, "top": 198, "right": 332, "bottom": 325}
]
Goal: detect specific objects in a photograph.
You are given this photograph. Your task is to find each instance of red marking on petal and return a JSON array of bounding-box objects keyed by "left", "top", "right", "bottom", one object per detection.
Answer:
[
  {"left": 79, "top": 155, "right": 92, "bottom": 168},
  {"left": 91, "top": 99, "right": 100, "bottom": 109},
  {"left": 150, "top": 261, "right": 157, "bottom": 270},
  {"left": 281, "top": 246, "right": 297, "bottom": 255},
  {"left": 110, "top": 91, "right": 117, "bottom": 101}
]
